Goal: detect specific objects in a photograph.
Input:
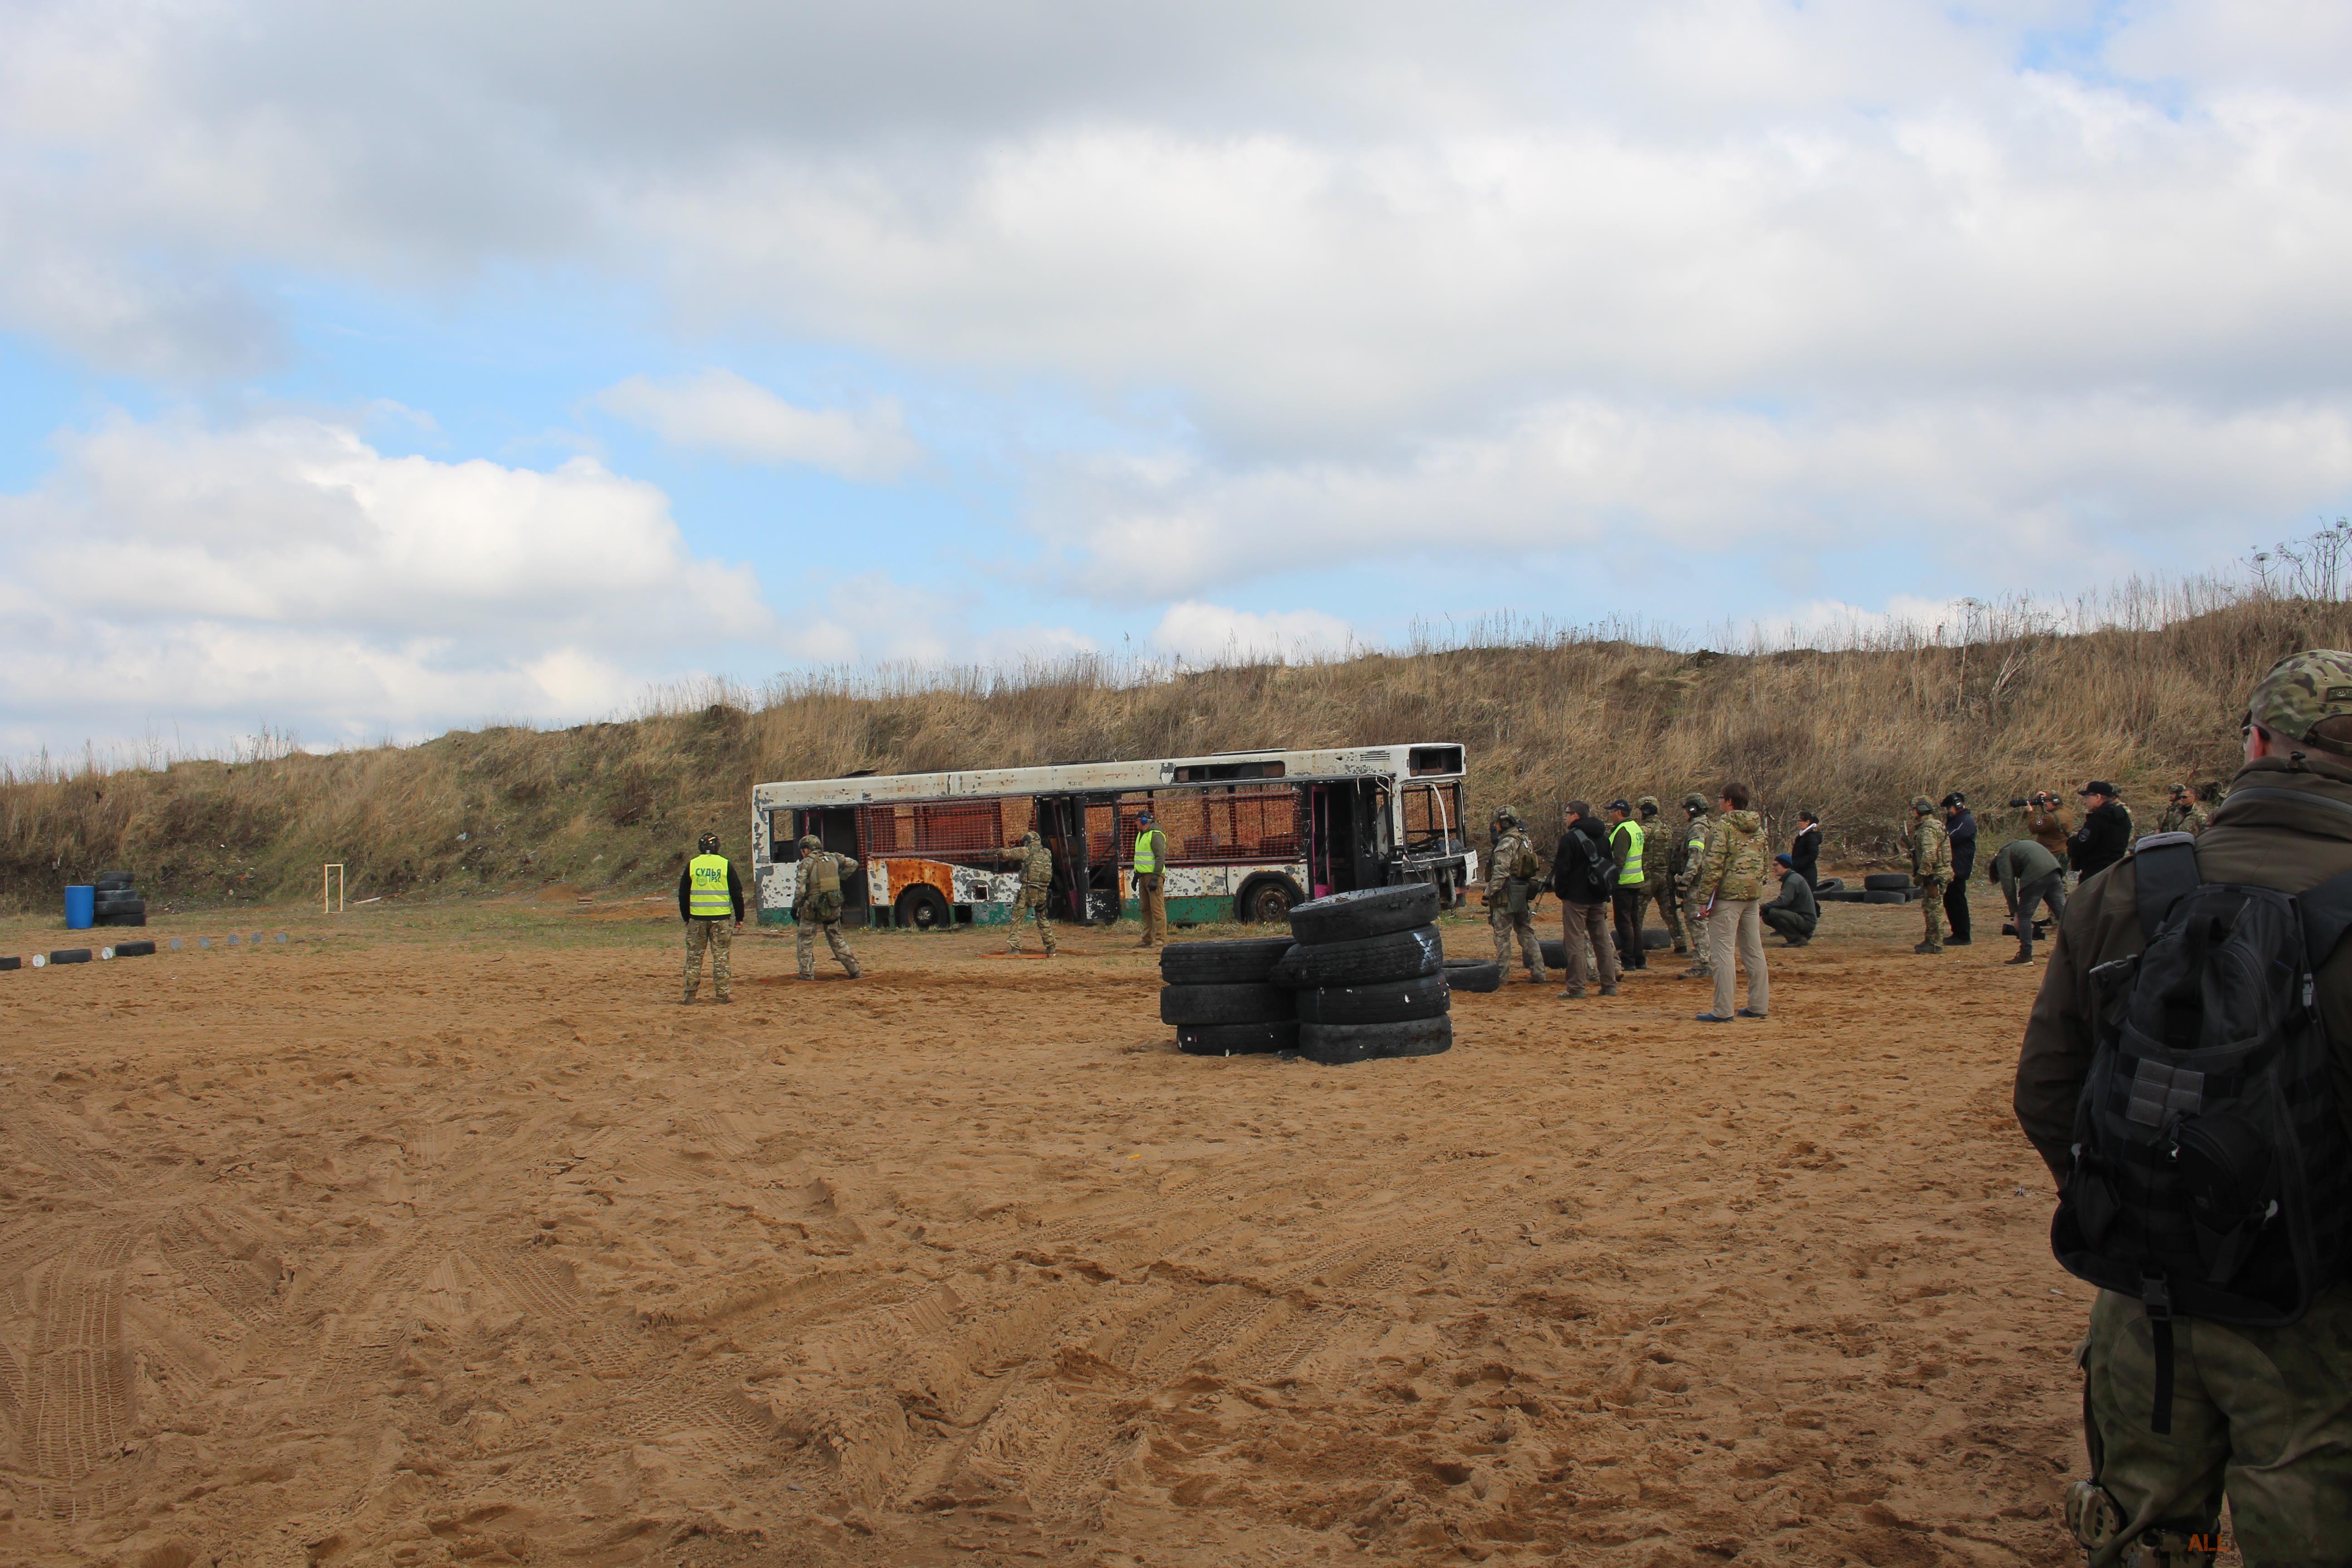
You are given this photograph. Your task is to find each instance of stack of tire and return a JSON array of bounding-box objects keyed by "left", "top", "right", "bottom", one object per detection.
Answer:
[
  {"left": 93, "top": 870, "right": 145, "bottom": 927},
  {"left": 1272, "top": 885, "right": 1452, "bottom": 1065},
  {"left": 1815, "top": 876, "right": 1865, "bottom": 904},
  {"left": 1160, "top": 936, "right": 1299, "bottom": 1056},
  {"left": 1861, "top": 872, "right": 1916, "bottom": 905}
]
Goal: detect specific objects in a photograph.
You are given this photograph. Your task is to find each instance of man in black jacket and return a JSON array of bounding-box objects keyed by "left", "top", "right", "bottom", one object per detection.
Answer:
[
  {"left": 1940, "top": 792, "right": 1976, "bottom": 945},
  {"left": 1553, "top": 802, "right": 1619, "bottom": 999},
  {"left": 2069, "top": 781, "right": 2132, "bottom": 882},
  {"left": 1788, "top": 809, "right": 1822, "bottom": 888}
]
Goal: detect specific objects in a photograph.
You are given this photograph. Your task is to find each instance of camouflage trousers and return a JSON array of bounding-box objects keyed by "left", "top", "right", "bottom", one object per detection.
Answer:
[
  {"left": 795, "top": 911, "right": 859, "bottom": 979},
  {"left": 2073, "top": 1283, "right": 2352, "bottom": 1566},
  {"left": 1646, "top": 877, "right": 1685, "bottom": 951},
  {"left": 1679, "top": 886, "right": 1712, "bottom": 976},
  {"left": 1008, "top": 885, "right": 1057, "bottom": 955},
  {"left": 1490, "top": 901, "right": 1546, "bottom": 980},
  {"left": 1918, "top": 877, "right": 1948, "bottom": 950},
  {"left": 682, "top": 917, "right": 732, "bottom": 1000}
]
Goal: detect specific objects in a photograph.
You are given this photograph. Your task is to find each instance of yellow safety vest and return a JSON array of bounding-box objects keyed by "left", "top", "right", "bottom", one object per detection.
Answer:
[
  {"left": 1613, "top": 820, "right": 1646, "bottom": 884},
  {"left": 687, "top": 853, "right": 732, "bottom": 918},
  {"left": 1133, "top": 828, "right": 1164, "bottom": 874}
]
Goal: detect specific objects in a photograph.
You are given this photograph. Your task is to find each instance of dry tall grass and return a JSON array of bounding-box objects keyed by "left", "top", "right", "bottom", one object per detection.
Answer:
[{"left": 6, "top": 588, "right": 2351, "bottom": 910}]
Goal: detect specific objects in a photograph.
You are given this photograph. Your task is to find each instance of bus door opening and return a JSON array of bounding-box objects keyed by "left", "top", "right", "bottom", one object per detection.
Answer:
[
  {"left": 1032, "top": 795, "right": 1097, "bottom": 924},
  {"left": 1306, "top": 784, "right": 1363, "bottom": 898},
  {"left": 795, "top": 807, "right": 873, "bottom": 926}
]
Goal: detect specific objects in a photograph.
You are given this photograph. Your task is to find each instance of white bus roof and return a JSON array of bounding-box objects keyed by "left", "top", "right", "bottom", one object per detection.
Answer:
[{"left": 753, "top": 743, "right": 1465, "bottom": 808}]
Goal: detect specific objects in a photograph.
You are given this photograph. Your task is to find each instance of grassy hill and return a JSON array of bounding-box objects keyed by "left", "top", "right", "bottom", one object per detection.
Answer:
[{"left": 5, "top": 591, "right": 2346, "bottom": 912}]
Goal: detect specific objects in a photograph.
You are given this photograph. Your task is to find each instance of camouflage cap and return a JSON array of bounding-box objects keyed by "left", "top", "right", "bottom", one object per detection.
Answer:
[
  {"left": 798, "top": 833, "right": 821, "bottom": 850},
  {"left": 1637, "top": 794, "right": 1659, "bottom": 812},
  {"left": 2167, "top": 782, "right": 2187, "bottom": 795},
  {"left": 1910, "top": 794, "right": 1935, "bottom": 813},
  {"left": 1681, "top": 792, "right": 1708, "bottom": 812},
  {"left": 2245, "top": 649, "right": 2352, "bottom": 755}
]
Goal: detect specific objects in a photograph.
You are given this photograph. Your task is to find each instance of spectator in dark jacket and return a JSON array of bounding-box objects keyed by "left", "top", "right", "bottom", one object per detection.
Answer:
[
  {"left": 1789, "top": 810, "right": 1822, "bottom": 887},
  {"left": 1759, "top": 854, "right": 1818, "bottom": 945},
  {"left": 2069, "top": 781, "right": 2132, "bottom": 881},
  {"left": 1940, "top": 792, "right": 1976, "bottom": 945},
  {"left": 1552, "top": 802, "right": 1619, "bottom": 999}
]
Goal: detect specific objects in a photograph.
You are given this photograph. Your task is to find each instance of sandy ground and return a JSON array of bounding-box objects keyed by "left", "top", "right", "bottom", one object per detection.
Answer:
[{"left": 0, "top": 887, "right": 2122, "bottom": 1567}]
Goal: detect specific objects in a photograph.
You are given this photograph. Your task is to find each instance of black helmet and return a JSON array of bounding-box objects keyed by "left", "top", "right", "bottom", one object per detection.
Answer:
[{"left": 696, "top": 831, "right": 720, "bottom": 853}]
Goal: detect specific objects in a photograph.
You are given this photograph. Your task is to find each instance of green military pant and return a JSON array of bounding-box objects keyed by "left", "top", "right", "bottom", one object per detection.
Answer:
[
  {"left": 1646, "top": 876, "right": 1684, "bottom": 951},
  {"left": 1008, "top": 885, "right": 1056, "bottom": 954},
  {"left": 795, "top": 911, "right": 858, "bottom": 979},
  {"left": 2075, "top": 1282, "right": 2352, "bottom": 1566}
]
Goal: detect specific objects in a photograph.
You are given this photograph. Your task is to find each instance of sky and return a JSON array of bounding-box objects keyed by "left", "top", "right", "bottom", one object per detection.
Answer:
[{"left": 5, "top": 0, "right": 2352, "bottom": 757}]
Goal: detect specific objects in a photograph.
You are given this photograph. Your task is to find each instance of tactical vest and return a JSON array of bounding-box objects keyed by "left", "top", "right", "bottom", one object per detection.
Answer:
[
  {"left": 798, "top": 850, "right": 843, "bottom": 921},
  {"left": 687, "top": 853, "right": 732, "bottom": 918},
  {"left": 1022, "top": 843, "right": 1054, "bottom": 889}
]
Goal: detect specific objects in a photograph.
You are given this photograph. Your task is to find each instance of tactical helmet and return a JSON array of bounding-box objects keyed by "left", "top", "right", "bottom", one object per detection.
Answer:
[
  {"left": 1681, "top": 792, "right": 1708, "bottom": 813},
  {"left": 2245, "top": 648, "right": 2352, "bottom": 755},
  {"left": 2167, "top": 782, "right": 2187, "bottom": 796},
  {"left": 1637, "top": 794, "right": 1660, "bottom": 815},
  {"left": 697, "top": 831, "right": 721, "bottom": 853},
  {"left": 798, "top": 833, "right": 821, "bottom": 851},
  {"left": 1910, "top": 795, "right": 1936, "bottom": 814},
  {"left": 1491, "top": 804, "right": 1519, "bottom": 827},
  {"left": 1023, "top": 830, "right": 1041, "bottom": 847}
]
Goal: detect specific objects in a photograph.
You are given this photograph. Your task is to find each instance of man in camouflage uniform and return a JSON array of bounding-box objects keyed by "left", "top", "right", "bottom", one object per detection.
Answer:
[
  {"left": 1675, "top": 793, "right": 1714, "bottom": 980},
  {"left": 792, "top": 833, "right": 862, "bottom": 980},
  {"left": 1637, "top": 795, "right": 1685, "bottom": 955},
  {"left": 2158, "top": 784, "right": 2212, "bottom": 839},
  {"left": 1487, "top": 806, "right": 1548, "bottom": 983},
  {"left": 1005, "top": 830, "right": 1058, "bottom": 956},
  {"left": 1907, "top": 795, "right": 1951, "bottom": 954},
  {"left": 2015, "top": 649, "right": 2352, "bottom": 1565}
]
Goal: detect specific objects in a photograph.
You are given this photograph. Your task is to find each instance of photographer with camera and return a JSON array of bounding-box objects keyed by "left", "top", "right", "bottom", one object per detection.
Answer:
[{"left": 2019, "top": 789, "right": 2073, "bottom": 868}]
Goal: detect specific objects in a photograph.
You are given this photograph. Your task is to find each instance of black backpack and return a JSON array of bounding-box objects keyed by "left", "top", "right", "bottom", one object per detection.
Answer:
[
  {"left": 2053, "top": 832, "right": 2352, "bottom": 1431},
  {"left": 1565, "top": 823, "right": 1615, "bottom": 904}
]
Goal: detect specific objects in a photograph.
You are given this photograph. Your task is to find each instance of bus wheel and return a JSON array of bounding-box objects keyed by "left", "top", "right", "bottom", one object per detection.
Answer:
[
  {"left": 1237, "top": 877, "right": 1300, "bottom": 925},
  {"left": 895, "top": 885, "right": 952, "bottom": 931}
]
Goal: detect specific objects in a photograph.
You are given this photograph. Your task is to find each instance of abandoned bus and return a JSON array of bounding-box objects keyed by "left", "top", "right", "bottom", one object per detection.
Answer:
[{"left": 749, "top": 744, "right": 1475, "bottom": 931}]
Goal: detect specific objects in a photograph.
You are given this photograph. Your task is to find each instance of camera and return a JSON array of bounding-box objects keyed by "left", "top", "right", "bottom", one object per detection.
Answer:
[{"left": 2009, "top": 797, "right": 2029, "bottom": 809}]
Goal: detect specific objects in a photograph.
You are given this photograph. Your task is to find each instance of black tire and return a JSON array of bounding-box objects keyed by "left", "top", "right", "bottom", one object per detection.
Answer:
[
  {"left": 1300, "top": 1016, "right": 1453, "bottom": 1065},
  {"left": 94, "top": 871, "right": 133, "bottom": 891},
  {"left": 894, "top": 883, "right": 952, "bottom": 931},
  {"left": 1236, "top": 876, "right": 1304, "bottom": 925},
  {"left": 1286, "top": 884, "right": 1441, "bottom": 946},
  {"left": 1641, "top": 927, "right": 1672, "bottom": 951},
  {"left": 0, "top": 956, "right": 20, "bottom": 971},
  {"left": 98, "top": 911, "right": 147, "bottom": 927},
  {"left": 1161, "top": 936, "right": 1295, "bottom": 985},
  {"left": 111, "top": 940, "right": 156, "bottom": 958},
  {"left": 1862, "top": 872, "right": 1913, "bottom": 892},
  {"left": 1441, "top": 958, "right": 1502, "bottom": 993},
  {"left": 1269, "top": 925, "right": 1442, "bottom": 989},
  {"left": 1295, "top": 972, "right": 1452, "bottom": 1025},
  {"left": 1539, "top": 937, "right": 1565, "bottom": 970},
  {"left": 49, "top": 949, "right": 93, "bottom": 965},
  {"left": 1863, "top": 889, "right": 1908, "bottom": 905},
  {"left": 1161, "top": 982, "right": 1294, "bottom": 1025},
  {"left": 1815, "top": 877, "right": 1845, "bottom": 892},
  {"left": 1818, "top": 888, "right": 1866, "bottom": 902},
  {"left": 96, "top": 897, "right": 145, "bottom": 918},
  {"left": 1176, "top": 1019, "right": 1299, "bottom": 1056}
]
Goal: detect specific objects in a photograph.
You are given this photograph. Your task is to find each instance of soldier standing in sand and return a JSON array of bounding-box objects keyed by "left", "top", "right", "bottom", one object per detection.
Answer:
[
  {"left": 1487, "top": 806, "right": 1548, "bottom": 984},
  {"left": 1907, "top": 796, "right": 1951, "bottom": 955},
  {"left": 1676, "top": 793, "right": 1714, "bottom": 981},
  {"left": 679, "top": 830, "right": 745, "bottom": 1004},
  {"left": 1006, "top": 830, "right": 1058, "bottom": 957},
  {"left": 793, "top": 833, "right": 862, "bottom": 980},
  {"left": 1637, "top": 795, "right": 1685, "bottom": 956}
]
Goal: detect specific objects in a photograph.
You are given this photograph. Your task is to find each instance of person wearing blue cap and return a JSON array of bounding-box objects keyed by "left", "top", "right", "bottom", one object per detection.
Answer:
[{"left": 1759, "top": 853, "right": 1817, "bottom": 946}]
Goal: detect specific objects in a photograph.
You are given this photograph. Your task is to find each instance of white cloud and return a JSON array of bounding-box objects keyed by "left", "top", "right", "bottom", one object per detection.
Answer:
[
  {"left": 1152, "top": 602, "right": 1357, "bottom": 663},
  {"left": 0, "top": 412, "right": 799, "bottom": 745},
  {"left": 592, "top": 370, "right": 920, "bottom": 479}
]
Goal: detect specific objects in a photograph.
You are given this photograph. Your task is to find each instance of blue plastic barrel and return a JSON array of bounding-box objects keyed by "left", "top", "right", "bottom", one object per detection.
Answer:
[{"left": 64, "top": 886, "right": 95, "bottom": 929}]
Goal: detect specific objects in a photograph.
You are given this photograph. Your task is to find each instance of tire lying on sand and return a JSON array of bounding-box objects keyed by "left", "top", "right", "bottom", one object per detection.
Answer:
[
  {"left": 1815, "top": 876, "right": 1846, "bottom": 892},
  {"left": 48, "top": 949, "right": 92, "bottom": 965},
  {"left": 1300, "top": 1016, "right": 1453, "bottom": 1065},
  {"left": 1642, "top": 927, "right": 1673, "bottom": 951},
  {"left": 1285, "top": 883, "right": 1441, "bottom": 947},
  {"left": 1295, "top": 971, "right": 1452, "bottom": 1025},
  {"left": 1160, "top": 982, "right": 1294, "bottom": 1026},
  {"left": 1817, "top": 888, "right": 1866, "bottom": 902},
  {"left": 1862, "top": 889, "right": 1909, "bottom": 905},
  {"left": 110, "top": 940, "right": 156, "bottom": 958},
  {"left": 1176, "top": 1019, "right": 1300, "bottom": 1056},
  {"left": 1441, "top": 957, "right": 1503, "bottom": 993},
  {"left": 1160, "top": 936, "right": 1295, "bottom": 985},
  {"left": 1269, "top": 926, "right": 1442, "bottom": 989},
  {"left": 1862, "top": 872, "right": 1913, "bottom": 892}
]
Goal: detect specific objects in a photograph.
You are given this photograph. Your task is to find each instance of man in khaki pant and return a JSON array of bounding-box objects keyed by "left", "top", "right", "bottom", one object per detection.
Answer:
[
  {"left": 1132, "top": 809, "right": 1169, "bottom": 948},
  {"left": 1696, "top": 783, "right": 1769, "bottom": 1023}
]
